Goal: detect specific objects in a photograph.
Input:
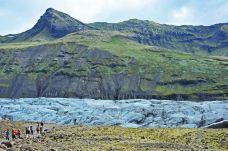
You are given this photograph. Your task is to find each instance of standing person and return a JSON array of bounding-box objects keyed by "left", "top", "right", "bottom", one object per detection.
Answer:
[
  {"left": 5, "top": 129, "right": 10, "bottom": 140},
  {"left": 25, "top": 127, "right": 29, "bottom": 138},
  {"left": 30, "top": 126, "right": 33, "bottom": 135},
  {"left": 36, "top": 126, "right": 40, "bottom": 134},
  {"left": 17, "top": 129, "right": 21, "bottom": 139},
  {"left": 12, "top": 129, "right": 16, "bottom": 140},
  {"left": 40, "top": 126, "right": 43, "bottom": 135},
  {"left": 41, "top": 122, "right": 44, "bottom": 127}
]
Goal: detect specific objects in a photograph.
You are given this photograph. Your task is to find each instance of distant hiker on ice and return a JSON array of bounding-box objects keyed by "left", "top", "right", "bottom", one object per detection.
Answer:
[{"left": 74, "top": 119, "right": 77, "bottom": 125}]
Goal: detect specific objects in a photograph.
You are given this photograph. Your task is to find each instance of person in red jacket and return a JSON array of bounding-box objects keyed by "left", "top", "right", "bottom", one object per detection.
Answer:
[{"left": 12, "top": 129, "right": 16, "bottom": 139}]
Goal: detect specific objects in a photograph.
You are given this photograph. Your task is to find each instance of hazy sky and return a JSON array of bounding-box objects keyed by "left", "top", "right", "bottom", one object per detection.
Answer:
[{"left": 0, "top": 0, "right": 228, "bottom": 35}]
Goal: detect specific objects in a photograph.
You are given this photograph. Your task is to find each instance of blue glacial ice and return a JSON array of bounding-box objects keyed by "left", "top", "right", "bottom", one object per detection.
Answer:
[{"left": 0, "top": 98, "right": 227, "bottom": 128}]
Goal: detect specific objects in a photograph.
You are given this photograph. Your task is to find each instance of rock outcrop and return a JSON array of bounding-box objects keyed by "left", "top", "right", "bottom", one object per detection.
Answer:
[{"left": 204, "top": 120, "right": 228, "bottom": 128}]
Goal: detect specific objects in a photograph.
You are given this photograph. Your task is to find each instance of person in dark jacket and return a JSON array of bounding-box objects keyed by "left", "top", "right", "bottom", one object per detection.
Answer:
[
  {"left": 5, "top": 129, "right": 10, "bottom": 140},
  {"left": 30, "top": 126, "right": 33, "bottom": 135},
  {"left": 41, "top": 122, "right": 44, "bottom": 127},
  {"left": 25, "top": 127, "right": 30, "bottom": 138},
  {"left": 40, "top": 126, "right": 43, "bottom": 135}
]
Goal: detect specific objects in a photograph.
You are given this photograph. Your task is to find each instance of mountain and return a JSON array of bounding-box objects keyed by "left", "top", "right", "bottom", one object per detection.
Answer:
[
  {"left": 90, "top": 19, "right": 228, "bottom": 56},
  {"left": 1, "top": 8, "right": 92, "bottom": 42},
  {"left": 0, "top": 8, "right": 227, "bottom": 100}
]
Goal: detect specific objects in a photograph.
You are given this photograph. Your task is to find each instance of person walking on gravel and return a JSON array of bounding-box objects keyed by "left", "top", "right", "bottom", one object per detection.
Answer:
[
  {"left": 40, "top": 126, "right": 43, "bottom": 135},
  {"left": 17, "top": 129, "right": 21, "bottom": 139},
  {"left": 12, "top": 129, "right": 16, "bottom": 140},
  {"left": 36, "top": 126, "right": 40, "bottom": 134},
  {"left": 5, "top": 129, "right": 10, "bottom": 140},
  {"left": 25, "top": 127, "right": 29, "bottom": 138},
  {"left": 30, "top": 126, "right": 33, "bottom": 135}
]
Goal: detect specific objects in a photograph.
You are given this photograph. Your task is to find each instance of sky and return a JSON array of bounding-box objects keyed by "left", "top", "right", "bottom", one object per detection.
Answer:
[{"left": 0, "top": 0, "right": 228, "bottom": 35}]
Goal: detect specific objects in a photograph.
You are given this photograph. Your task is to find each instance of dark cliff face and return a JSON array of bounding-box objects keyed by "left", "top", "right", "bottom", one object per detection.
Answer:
[{"left": 0, "top": 38, "right": 227, "bottom": 101}]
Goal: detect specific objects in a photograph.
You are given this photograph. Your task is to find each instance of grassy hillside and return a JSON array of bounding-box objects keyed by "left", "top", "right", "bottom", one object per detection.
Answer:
[
  {"left": 0, "top": 30, "right": 227, "bottom": 100},
  {"left": 90, "top": 19, "right": 228, "bottom": 56}
]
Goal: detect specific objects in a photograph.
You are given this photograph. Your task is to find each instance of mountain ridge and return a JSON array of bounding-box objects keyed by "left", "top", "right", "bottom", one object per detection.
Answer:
[
  {"left": 0, "top": 8, "right": 227, "bottom": 100},
  {"left": 1, "top": 8, "right": 228, "bottom": 56}
]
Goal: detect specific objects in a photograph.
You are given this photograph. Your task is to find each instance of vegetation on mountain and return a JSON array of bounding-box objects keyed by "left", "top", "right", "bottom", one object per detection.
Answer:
[
  {"left": 90, "top": 19, "right": 228, "bottom": 56},
  {"left": 0, "top": 8, "right": 227, "bottom": 100}
]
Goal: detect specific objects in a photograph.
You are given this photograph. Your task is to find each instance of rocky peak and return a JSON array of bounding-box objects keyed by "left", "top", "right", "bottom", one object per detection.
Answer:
[{"left": 31, "top": 8, "right": 92, "bottom": 38}]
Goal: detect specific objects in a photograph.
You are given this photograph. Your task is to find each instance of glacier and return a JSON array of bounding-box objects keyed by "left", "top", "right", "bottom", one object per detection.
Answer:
[{"left": 0, "top": 98, "right": 227, "bottom": 128}]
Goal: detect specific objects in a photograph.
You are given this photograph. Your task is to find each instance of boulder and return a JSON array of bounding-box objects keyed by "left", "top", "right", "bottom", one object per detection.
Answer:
[{"left": 1, "top": 141, "right": 12, "bottom": 148}]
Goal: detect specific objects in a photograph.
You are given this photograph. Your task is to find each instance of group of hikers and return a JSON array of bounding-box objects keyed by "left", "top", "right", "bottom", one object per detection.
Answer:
[
  {"left": 3, "top": 122, "right": 45, "bottom": 141},
  {"left": 4, "top": 129, "right": 21, "bottom": 140}
]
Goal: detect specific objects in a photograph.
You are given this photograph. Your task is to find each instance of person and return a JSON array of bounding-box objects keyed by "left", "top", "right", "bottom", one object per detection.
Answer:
[
  {"left": 30, "top": 126, "right": 33, "bottom": 135},
  {"left": 5, "top": 129, "right": 10, "bottom": 140},
  {"left": 41, "top": 122, "right": 44, "bottom": 127},
  {"left": 40, "top": 126, "right": 43, "bottom": 135},
  {"left": 17, "top": 129, "right": 21, "bottom": 139},
  {"left": 12, "top": 129, "right": 16, "bottom": 139},
  {"left": 25, "top": 127, "right": 29, "bottom": 138},
  {"left": 37, "top": 122, "right": 40, "bottom": 127},
  {"left": 36, "top": 126, "right": 40, "bottom": 134},
  {"left": 74, "top": 119, "right": 77, "bottom": 125}
]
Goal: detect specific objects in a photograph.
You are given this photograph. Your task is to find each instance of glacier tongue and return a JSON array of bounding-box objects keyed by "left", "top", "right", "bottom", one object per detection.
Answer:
[{"left": 0, "top": 98, "right": 227, "bottom": 128}]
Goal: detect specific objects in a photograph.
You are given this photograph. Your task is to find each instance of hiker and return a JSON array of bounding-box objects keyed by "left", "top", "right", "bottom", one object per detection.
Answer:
[
  {"left": 12, "top": 129, "right": 16, "bottom": 139},
  {"left": 17, "top": 129, "right": 21, "bottom": 139},
  {"left": 30, "top": 126, "right": 33, "bottom": 135},
  {"left": 25, "top": 127, "right": 29, "bottom": 138},
  {"left": 5, "top": 129, "right": 10, "bottom": 140},
  {"left": 41, "top": 122, "right": 44, "bottom": 127},
  {"left": 40, "top": 126, "right": 43, "bottom": 134},
  {"left": 36, "top": 126, "right": 40, "bottom": 134}
]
